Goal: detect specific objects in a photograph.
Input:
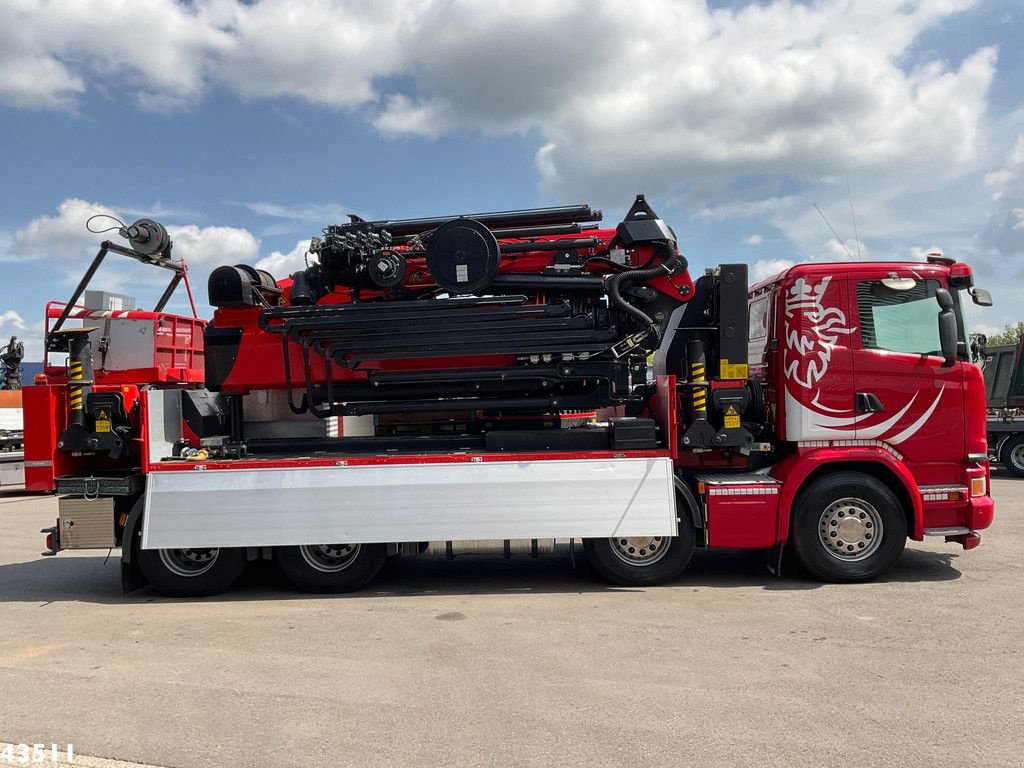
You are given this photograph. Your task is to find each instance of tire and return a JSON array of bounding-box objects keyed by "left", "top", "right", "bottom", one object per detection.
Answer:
[
  {"left": 583, "top": 516, "right": 696, "bottom": 587},
  {"left": 790, "top": 472, "right": 907, "bottom": 583},
  {"left": 276, "top": 543, "right": 387, "bottom": 593},
  {"left": 999, "top": 435, "right": 1024, "bottom": 477},
  {"left": 135, "top": 544, "right": 247, "bottom": 597}
]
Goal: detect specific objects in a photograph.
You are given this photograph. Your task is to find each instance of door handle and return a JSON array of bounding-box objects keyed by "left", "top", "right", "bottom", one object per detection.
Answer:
[{"left": 855, "top": 392, "right": 885, "bottom": 414}]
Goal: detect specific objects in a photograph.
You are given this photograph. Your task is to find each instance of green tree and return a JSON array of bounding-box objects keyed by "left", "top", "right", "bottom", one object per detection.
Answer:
[{"left": 985, "top": 321, "right": 1024, "bottom": 346}]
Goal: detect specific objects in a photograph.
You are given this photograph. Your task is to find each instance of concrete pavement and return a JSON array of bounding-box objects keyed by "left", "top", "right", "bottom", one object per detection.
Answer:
[{"left": 0, "top": 478, "right": 1021, "bottom": 768}]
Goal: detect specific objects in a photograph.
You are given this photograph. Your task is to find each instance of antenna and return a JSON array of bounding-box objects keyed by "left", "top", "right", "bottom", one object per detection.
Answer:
[
  {"left": 846, "top": 175, "right": 862, "bottom": 260},
  {"left": 813, "top": 203, "right": 854, "bottom": 260}
]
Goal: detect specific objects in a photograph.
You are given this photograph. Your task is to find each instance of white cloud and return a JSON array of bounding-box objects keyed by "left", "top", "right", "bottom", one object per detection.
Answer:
[
  {"left": 693, "top": 197, "right": 798, "bottom": 223},
  {"left": 973, "top": 322, "right": 1002, "bottom": 338},
  {"left": 165, "top": 224, "right": 260, "bottom": 266},
  {"left": 255, "top": 240, "right": 312, "bottom": 277},
  {"left": 743, "top": 234, "right": 764, "bottom": 246},
  {"left": 374, "top": 95, "right": 452, "bottom": 139},
  {"left": 244, "top": 201, "right": 352, "bottom": 224},
  {"left": 823, "top": 238, "right": 867, "bottom": 261},
  {"left": 0, "top": 311, "right": 27, "bottom": 332},
  {"left": 0, "top": 0, "right": 230, "bottom": 111},
  {"left": 753, "top": 258, "right": 795, "bottom": 281},
  {"left": 980, "top": 135, "right": 1024, "bottom": 259},
  {"left": 9, "top": 198, "right": 121, "bottom": 260},
  {"left": 0, "top": 2, "right": 994, "bottom": 201},
  {"left": 205, "top": 0, "right": 409, "bottom": 110}
]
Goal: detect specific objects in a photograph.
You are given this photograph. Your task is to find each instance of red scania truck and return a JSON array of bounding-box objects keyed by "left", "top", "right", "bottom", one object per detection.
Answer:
[{"left": 24, "top": 197, "right": 995, "bottom": 596}]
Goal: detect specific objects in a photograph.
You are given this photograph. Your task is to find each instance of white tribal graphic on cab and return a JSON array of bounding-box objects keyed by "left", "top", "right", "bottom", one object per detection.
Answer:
[{"left": 783, "top": 276, "right": 856, "bottom": 389}]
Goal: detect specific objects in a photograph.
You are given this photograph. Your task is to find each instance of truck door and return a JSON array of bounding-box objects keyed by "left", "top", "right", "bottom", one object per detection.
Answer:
[
  {"left": 777, "top": 270, "right": 858, "bottom": 441},
  {"left": 849, "top": 270, "right": 965, "bottom": 476}
]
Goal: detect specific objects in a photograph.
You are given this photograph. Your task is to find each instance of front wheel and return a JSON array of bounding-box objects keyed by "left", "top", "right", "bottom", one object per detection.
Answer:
[
  {"left": 583, "top": 518, "right": 695, "bottom": 587},
  {"left": 276, "top": 543, "right": 387, "bottom": 593},
  {"left": 999, "top": 434, "right": 1024, "bottom": 477},
  {"left": 790, "top": 472, "right": 907, "bottom": 583},
  {"left": 136, "top": 545, "right": 247, "bottom": 597}
]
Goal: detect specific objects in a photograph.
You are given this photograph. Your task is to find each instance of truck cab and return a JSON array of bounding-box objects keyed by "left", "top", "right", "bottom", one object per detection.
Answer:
[{"left": 748, "top": 258, "right": 993, "bottom": 577}]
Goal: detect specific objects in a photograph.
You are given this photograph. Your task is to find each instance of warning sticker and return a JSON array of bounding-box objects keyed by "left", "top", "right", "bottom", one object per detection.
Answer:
[
  {"left": 95, "top": 408, "right": 111, "bottom": 433},
  {"left": 719, "top": 359, "right": 749, "bottom": 379},
  {"left": 724, "top": 414, "right": 741, "bottom": 429}
]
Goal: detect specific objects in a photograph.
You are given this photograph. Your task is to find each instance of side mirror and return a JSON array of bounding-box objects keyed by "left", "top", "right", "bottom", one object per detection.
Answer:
[
  {"left": 971, "top": 288, "right": 993, "bottom": 307},
  {"left": 936, "top": 288, "right": 957, "bottom": 366}
]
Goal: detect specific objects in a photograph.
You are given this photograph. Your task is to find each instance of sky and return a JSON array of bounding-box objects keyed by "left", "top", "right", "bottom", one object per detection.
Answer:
[{"left": 1, "top": 0, "right": 1023, "bottom": 361}]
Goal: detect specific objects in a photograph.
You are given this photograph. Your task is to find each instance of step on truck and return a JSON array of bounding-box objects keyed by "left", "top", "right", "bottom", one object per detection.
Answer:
[{"left": 24, "top": 198, "right": 995, "bottom": 596}]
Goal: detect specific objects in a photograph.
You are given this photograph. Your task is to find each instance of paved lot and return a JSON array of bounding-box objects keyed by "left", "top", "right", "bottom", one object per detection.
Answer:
[{"left": 1, "top": 476, "right": 1022, "bottom": 768}]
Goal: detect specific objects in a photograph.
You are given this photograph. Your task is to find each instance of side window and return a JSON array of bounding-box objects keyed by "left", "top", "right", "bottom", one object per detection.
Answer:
[
  {"left": 748, "top": 295, "right": 769, "bottom": 340},
  {"left": 747, "top": 294, "right": 770, "bottom": 365},
  {"left": 856, "top": 279, "right": 941, "bottom": 355}
]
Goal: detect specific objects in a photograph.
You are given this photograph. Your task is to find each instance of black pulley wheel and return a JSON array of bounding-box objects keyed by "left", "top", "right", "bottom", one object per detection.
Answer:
[
  {"left": 425, "top": 217, "right": 500, "bottom": 294},
  {"left": 368, "top": 250, "right": 408, "bottom": 288}
]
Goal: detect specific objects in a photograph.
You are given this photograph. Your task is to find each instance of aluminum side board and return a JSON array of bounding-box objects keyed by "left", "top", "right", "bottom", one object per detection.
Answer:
[{"left": 142, "top": 457, "right": 677, "bottom": 549}]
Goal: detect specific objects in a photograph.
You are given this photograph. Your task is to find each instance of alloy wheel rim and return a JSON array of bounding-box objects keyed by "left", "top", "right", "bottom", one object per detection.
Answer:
[
  {"left": 1010, "top": 443, "right": 1024, "bottom": 470},
  {"left": 609, "top": 536, "right": 670, "bottom": 566},
  {"left": 299, "top": 543, "right": 362, "bottom": 573},
  {"left": 817, "top": 497, "right": 883, "bottom": 562},
  {"left": 158, "top": 548, "right": 220, "bottom": 578}
]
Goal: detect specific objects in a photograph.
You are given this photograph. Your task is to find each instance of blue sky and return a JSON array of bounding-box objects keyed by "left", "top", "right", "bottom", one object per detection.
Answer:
[{"left": 1, "top": 0, "right": 1023, "bottom": 359}]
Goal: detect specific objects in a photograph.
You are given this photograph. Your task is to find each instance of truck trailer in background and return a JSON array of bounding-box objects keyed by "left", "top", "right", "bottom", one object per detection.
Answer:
[
  {"left": 983, "top": 338, "right": 1024, "bottom": 476},
  {"left": 23, "top": 200, "right": 995, "bottom": 596},
  {"left": 0, "top": 389, "right": 24, "bottom": 487},
  {"left": 0, "top": 337, "right": 26, "bottom": 486}
]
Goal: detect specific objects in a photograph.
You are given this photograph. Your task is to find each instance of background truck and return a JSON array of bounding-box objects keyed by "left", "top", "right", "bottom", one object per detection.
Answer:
[
  {"left": 24, "top": 198, "right": 995, "bottom": 596},
  {"left": 983, "top": 337, "right": 1024, "bottom": 476},
  {"left": 0, "top": 336, "right": 25, "bottom": 486}
]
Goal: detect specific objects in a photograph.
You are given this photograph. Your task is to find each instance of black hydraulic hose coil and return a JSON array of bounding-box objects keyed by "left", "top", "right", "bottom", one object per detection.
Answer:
[{"left": 606, "top": 251, "right": 687, "bottom": 342}]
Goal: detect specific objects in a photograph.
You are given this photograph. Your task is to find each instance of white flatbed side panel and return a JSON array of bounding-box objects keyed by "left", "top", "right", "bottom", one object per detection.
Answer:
[
  {"left": 0, "top": 408, "right": 23, "bottom": 430},
  {"left": 0, "top": 454, "right": 24, "bottom": 486},
  {"left": 147, "top": 389, "right": 181, "bottom": 466},
  {"left": 142, "top": 457, "right": 678, "bottom": 549}
]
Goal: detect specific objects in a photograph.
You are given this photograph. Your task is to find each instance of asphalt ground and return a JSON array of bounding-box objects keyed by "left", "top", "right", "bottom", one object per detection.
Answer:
[{"left": 1, "top": 474, "right": 1022, "bottom": 768}]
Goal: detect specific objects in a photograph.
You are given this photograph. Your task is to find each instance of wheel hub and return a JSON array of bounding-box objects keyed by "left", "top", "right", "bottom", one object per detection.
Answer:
[
  {"left": 1010, "top": 443, "right": 1024, "bottom": 471},
  {"left": 299, "top": 543, "right": 361, "bottom": 573},
  {"left": 818, "top": 498, "right": 883, "bottom": 562},
  {"left": 158, "top": 548, "right": 220, "bottom": 578},
  {"left": 609, "top": 536, "right": 669, "bottom": 566}
]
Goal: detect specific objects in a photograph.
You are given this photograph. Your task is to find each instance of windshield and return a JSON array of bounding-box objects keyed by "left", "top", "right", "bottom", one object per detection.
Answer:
[{"left": 856, "top": 279, "right": 962, "bottom": 357}]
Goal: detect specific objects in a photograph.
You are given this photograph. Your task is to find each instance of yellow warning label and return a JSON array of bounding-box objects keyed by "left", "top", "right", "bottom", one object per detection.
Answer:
[
  {"left": 95, "top": 409, "right": 111, "bottom": 433},
  {"left": 724, "top": 414, "right": 741, "bottom": 429},
  {"left": 719, "top": 359, "right": 749, "bottom": 379},
  {"left": 725, "top": 404, "right": 738, "bottom": 416}
]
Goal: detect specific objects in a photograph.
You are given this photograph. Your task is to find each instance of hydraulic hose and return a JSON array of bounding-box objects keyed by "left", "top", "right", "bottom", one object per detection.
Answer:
[{"left": 606, "top": 251, "right": 687, "bottom": 343}]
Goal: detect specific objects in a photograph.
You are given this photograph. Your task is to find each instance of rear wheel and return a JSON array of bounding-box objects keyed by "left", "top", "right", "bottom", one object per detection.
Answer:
[
  {"left": 790, "top": 472, "right": 907, "bottom": 582},
  {"left": 136, "top": 545, "right": 247, "bottom": 597},
  {"left": 276, "top": 543, "right": 387, "bottom": 593},
  {"left": 583, "top": 517, "right": 695, "bottom": 587},
  {"left": 999, "top": 435, "right": 1024, "bottom": 477}
]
